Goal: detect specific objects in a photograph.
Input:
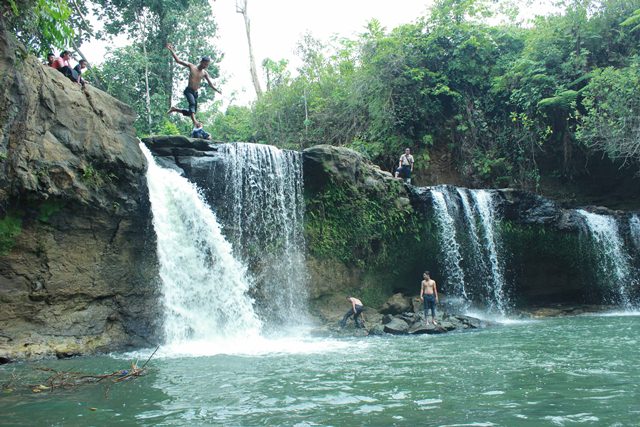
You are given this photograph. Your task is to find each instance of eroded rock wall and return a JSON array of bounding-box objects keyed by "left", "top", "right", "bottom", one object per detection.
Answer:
[{"left": 0, "top": 20, "right": 160, "bottom": 361}]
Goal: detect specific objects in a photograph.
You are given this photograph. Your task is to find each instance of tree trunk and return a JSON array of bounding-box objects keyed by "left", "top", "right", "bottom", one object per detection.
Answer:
[
  {"left": 142, "top": 36, "right": 152, "bottom": 133},
  {"left": 137, "top": 12, "right": 153, "bottom": 133},
  {"left": 237, "top": 0, "right": 262, "bottom": 98}
]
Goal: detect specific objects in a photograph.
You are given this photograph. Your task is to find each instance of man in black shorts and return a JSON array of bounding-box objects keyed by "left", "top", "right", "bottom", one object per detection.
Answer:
[{"left": 167, "top": 43, "right": 222, "bottom": 126}]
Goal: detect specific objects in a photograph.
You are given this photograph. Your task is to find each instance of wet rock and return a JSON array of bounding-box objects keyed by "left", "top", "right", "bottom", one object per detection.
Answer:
[
  {"left": 453, "top": 315, "right": 485, "bottom": 329},
  {"left": 369, "top": 324, "right": 386, "bottom": 336},
  {"left": 440, "top": 321, "right": 457, "bottom": 331},
  {"left": 410, "top": 323, "right": 448, "bottom": 334},
  {"left": 380, "top": 293, "right": 412, "bottom": 315},
  {"left": 397, "top": 312, "right": 417, "bottom": 324},
  {"left": 142, "top": 135, "right": 218, "bottom": 152},
  {"left": 382, "top": 314, "right": 394, "bottom": 325},
  {"left": 383, "top": 318, "right": 410, "bottom": 335},
  {"left": 0, "top": 22, "right": 160, "bottom": 360}
]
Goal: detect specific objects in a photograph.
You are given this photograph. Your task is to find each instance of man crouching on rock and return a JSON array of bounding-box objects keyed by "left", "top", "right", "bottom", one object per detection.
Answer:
[{"left": 340, "top": 296, "right": 365, "bottom": 328}]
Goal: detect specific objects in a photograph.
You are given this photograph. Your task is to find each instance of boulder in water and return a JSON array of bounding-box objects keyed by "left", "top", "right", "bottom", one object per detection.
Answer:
[
  {"left": 369, "top": 324, "right": 386, "bottom": 336},
  {"left": 380, "top": 293, "right": 412, "bottom": 315},
  {"left": 383, "top": 318, "right": 410, "bottom": 334}
]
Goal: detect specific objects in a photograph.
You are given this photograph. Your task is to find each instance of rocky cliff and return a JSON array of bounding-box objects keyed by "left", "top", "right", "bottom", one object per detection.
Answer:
[{"left": 0, "top": 21, "right": 159, "bottom": 361}]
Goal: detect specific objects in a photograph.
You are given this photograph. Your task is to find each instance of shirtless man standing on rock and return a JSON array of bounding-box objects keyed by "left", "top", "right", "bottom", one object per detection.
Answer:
[
  {"left": 166, "top": 43, "right": 222, "bottom": 126},
  {"left": 420, "top": 271, "right": 439, "bottom": 325}
]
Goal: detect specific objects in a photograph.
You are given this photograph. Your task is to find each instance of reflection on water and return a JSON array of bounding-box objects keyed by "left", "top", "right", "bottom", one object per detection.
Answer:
[{"left": 1, "top": 315, "right": 639, "bottom": 426}]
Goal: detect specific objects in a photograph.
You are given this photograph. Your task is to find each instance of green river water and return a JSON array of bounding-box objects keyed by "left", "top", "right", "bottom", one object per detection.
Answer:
[{"left": 1, "top": 314, "right": 639, "bottom": 426}]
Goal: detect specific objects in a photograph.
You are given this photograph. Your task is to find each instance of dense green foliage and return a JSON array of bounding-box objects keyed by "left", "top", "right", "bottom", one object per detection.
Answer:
[
  {"left": 90, "top": 0, "right": 221, "bottom": 135},
  {"left": 206, "top": 0, "right": 640, "bottom": 190},
  {"left": 303, "top": 172, "right": 433, "bottom": 298},
  {"left": 305, "top": 181, "right": 420, "bottom": 268},
  {"left": 3, "top": 0, "right": 75, "bottom": 56},
  {"left": 0, "top": 213, "right": 22, "bottom": 255},
  {"left": 5, "top": 0, "right": 639, "bottom": 190}
]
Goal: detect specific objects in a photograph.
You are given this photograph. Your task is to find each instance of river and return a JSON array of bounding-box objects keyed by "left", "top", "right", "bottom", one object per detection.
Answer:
[{"left": 1, "top": 314, "right": 638, "bottom": 426}]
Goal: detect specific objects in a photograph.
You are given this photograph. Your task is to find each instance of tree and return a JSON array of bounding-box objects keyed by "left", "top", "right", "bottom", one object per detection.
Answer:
[
  {"left": 236, "top": 0, "right": 262, "bottom": 98},
  {"left": 91, "top": 0, "right": 220, "bottom": 134},
  {"left": 4, "top": 0, "right": 75, "bottom": 56},
  {"left": 577, "top": 63, "right": 640, "bottom": 165}
]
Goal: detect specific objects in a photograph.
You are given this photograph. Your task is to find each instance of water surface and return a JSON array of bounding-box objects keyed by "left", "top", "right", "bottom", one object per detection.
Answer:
[{"left": 1, "top": 315, "right": 638, "bottom": 426}]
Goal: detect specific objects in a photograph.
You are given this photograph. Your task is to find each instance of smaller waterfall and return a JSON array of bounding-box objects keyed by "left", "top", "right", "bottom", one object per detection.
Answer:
[
  {"left": 457, "top": 188, "right": 490, "bottom": 283},
  {"left": 578, "top": 210, "right": 635, "bottom": 308},
  {"left": 142, "top": 144, "right": 262, "bottom": 345},
  {"left": 630, "top": 214, "right": 640, "bottom": 252},
  {"left": 430, "top": 187, "right": 468, "bottom": 300},
  {"left": 470, "top": 190, "right": 509, "bottom": 314}
]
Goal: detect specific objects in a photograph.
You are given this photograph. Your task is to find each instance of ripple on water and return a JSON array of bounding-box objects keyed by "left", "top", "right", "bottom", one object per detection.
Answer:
[{"left": 543, "top": 413, "right": 600, "bottom": 426}]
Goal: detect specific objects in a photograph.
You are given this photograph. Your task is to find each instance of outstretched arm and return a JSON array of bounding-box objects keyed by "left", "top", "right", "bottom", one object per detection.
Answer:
[
  {"left": 166, "top": 43, "right": 189, "bottom": 67},
  {"left": 204, "top": 73, "right": 222, "bottom": 94}
]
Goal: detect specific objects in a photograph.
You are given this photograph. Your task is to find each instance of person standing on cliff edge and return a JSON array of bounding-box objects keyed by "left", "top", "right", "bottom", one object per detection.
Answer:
[
  {"left": 420, "top": 271, "right": 439, "bottom": 325},
  {"left": 166, "top": 43, "right": 222, "bottom": 126},
  {"left": 395, "top": 147, "right": 414, "bottom": 184}
]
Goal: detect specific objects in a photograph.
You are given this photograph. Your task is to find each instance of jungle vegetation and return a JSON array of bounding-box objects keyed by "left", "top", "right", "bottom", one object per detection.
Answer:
[{"left": 5, "top": 0, "right": 640, "bottom": 190}]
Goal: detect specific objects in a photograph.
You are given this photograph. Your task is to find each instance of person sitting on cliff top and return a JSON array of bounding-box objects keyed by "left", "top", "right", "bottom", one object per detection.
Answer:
[
  {"left": 73, "top": 59, "right": 88, "bottom": 86},
  {"left": 340, "top": 296, "right": 365, "bottom": 328},
  {"left": 166, "top": 43, "right": 222, "bottom": 126},
  {"left": 46, "top": 52, "right": 56, "bottom": 67},
  {"left": 191, "top": 122, "right": 211, "bottom": 140},
  {"left": 51, "top": 50, "right": 80, "bottom": 84}
]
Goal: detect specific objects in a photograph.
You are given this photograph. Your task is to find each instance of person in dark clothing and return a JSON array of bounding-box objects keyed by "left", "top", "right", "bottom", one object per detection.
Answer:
[
  {"left": 340, "top": 296, "right": 365, "bottom": 328},
  {"left": 191, "top": 122, "right": 211, "bottom": 140},
  {"left": 73, "top": 59, "right": 88, "bottom": 86}
]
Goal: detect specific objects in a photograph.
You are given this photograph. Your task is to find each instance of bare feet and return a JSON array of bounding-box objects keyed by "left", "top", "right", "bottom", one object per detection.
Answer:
[{"left": 167, "top": 106, "right": 178, "bottom": 114}]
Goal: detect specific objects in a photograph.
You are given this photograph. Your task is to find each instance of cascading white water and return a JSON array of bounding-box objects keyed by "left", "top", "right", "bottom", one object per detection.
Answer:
[
  {"left": 470, "top": 190, "right": 509, "bottom": 314},
  {"left": 578, "top": 210, "right": 634, "bottom": 308},
  {"left": 630, "top": 214, "right": 640, "bottom": 252},
  {"left": 457, "top": 188, "right": 490, "bottom": 280},
  {"left": 430, "top": 187, "right": 468, "bottom": 299},
  {"left": 142, "top": 144, "right": 262, "bottom": 346},
  {"left": 212, "top": 143, "right": 308, "bottom": 325}
]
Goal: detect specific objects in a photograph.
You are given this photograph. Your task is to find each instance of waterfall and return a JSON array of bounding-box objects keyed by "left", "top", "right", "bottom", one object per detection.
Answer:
[
  {"left": 578, "top": 210, "right": 635, "bottom": 308},
  {"left": 470, "top": 190, "right": 509, "bottom": 314},
  {"left": 202, "top": 143, "right": 308, "bottom": 326},
  {"left": 457, "top": 188, "right": 490, "bottom": 285},
  {"left": 630, "top": 214, "right": 640, "bottom": 252},
  {"left": 142, "top": 144, "right": 262, "bottom": 345},
  {"left": 430, "top": 187, "right": 468, "bottom": 300},
  {"left": 426, "top": 186, "right": 508, "bottom": 313}
]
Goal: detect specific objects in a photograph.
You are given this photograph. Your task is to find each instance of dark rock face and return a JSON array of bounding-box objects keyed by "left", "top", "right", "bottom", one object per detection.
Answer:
[
  {"left": 383, "top": 318, "right": 410, "bottom": 334},
  {"left": 0, "top": 22, "right": 160, "bottom": 360},
  {"left": 379, "top": 293, "right": 412, "bottom": 315}
]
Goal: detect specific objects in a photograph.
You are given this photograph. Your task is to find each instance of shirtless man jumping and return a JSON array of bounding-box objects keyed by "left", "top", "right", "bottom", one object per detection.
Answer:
[
  {"left": 166, "top": 43, "right": 222, "bottom": 125},
  {"left": 420, "top": 271, "right": 439, "bottom": 325}
]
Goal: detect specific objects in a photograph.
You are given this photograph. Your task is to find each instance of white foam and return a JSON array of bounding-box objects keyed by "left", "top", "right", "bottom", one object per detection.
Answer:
[
  {"left": 118, "top": 335, "right": 355, "bottom": 360},
  {"left": 462, "top": 308, "right": 538, "bottom": 325}
]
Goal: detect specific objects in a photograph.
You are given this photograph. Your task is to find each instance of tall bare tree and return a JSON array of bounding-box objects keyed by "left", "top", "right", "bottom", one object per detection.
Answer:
[{"left": 236, "top": 0, "right": 262, "bottom": 97}]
